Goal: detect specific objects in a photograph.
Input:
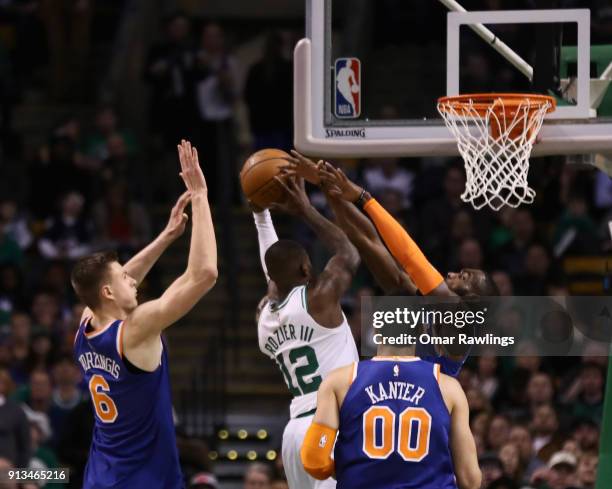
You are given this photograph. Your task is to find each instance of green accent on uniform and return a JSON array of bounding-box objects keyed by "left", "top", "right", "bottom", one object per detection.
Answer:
[
  {"left": 596, "top": 352, "right": 612, "bottom": 489},
  {"left": 290, "top": 345, "right": 322, "bottom": 394},
  {"left": 296, "top": 408, "right": 317, "bottom": 419},
  {"left": 271, "top": 287, "right": 299, "bottom": 312},
  {"left": 276, "top": 352, "right": 301, "bottom": 397}
]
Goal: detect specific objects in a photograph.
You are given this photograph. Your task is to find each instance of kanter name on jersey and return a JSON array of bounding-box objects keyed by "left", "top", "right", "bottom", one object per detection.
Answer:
[{"left": 365, "top": 381, "right": 426, "bottom": 405}]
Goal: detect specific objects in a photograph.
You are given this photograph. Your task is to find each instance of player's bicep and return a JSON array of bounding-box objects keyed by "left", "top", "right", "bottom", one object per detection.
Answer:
[
  {"left": 313, "top": 376, "right": 340, "bottom": 430},
  {"left": 447, "top": 379, "right": 481, "bottom": 489},
  {"left": 126, "top": 274, "right": 210, "bottom": 343},
  {"left": 316, "top": 256, "right": 354, "bottom": 300}
]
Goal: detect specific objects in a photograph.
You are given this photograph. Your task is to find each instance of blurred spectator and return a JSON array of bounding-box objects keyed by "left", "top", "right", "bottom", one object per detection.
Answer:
[
  {"left": 144, "top": 12, "right": 197, "bottom": 147},
  {"left": 193, "top": 22, "right": 239, "bottom": 203},
  {"left": 495, "top": 208, "right": 536, "bottom": 276},
  {"left": 455, "top": 238, "right": 484, "bottom": 270},
  {"left": 56, "top": 398, "right": 93, "bottom": 489},
  {"left": 49, "top": 355, "right": 83, "bottom": 448},
  {"left": 571, "top": 419, "right": 600, "bottom": 453},
  {"left": 30, "top": 290, "right": 62, "bottom": 335},
  {"left": 531, "top": 451, "right": 579, "bottom": 489},
  {"left": 498, "top": 442, "right": 522, "bottom": 482},
  {"left": 526, "top": 372, "right": 556, "bottom": 411},
  {"left": 576, "top": 451, "right": 597, "bottom": 489},
  {"left": 244, "top": 31, "right": 293, "bottom": 151},
  {"left": 509, "top": 424, "right": 544, "bottom": 480},
  {"left": 491, "top": 270, "right": 514, "bottom": 296},
  {"left": 244, "top": 462, "right": 273, "bottom": 489},
  {"left": 0, "top": 220, "right": 22, "bottom": 266},
  {"left": 29, "top": 134, "right": 93, "bottom": 218},
  {"left": 530, "top": 404, "right": 562, "bottom": 460},
  {"left": 190, "top": 472, "right": 220, "bottom": 489},
  {"left": 514, "top": 244, "right": 553, "bottom": 295},
  {"left": 553, "top": 195, "right": 598, "bottom": 255},
  {"left": 38, "top": 192, "right": 92, "bottom": 260},
  {"left": 450, "top": 210, "right": 475, "bottom": 242},
  {"left": 271, "top": 481, "right": 289, "bottom": 489},
  {"left": 363, "top": 158, "right": 415, "bottom": 210},
  {"left": 0, "top": 457, "right": 19, "bottom": 489},
  {"left": 0, "top": 265, "right": 25, "bottom": 323},
  {"left": 39, "top": 0, "right": 92, "bottom": 101},
  {"left": 25, "top": 332, "right": 55, "bottom": 374},
  {"left": 98, "top": 134, "right": 143, "bottom": 197},
  {"left": 84, "top": 105, "right": 137, "bottom": 162},
  {"left": 91, "top": 181, "right": 151, "bottom": 256},
  {"left": 475, "top": 355, "right": 500, "bottom": 401},
  {"left": 479, "top": 453, "right": 504, "bottom": 488},
  {"left": 564, "top": 363, "right": 604, "bottom": 424},
  {"left": 7, "top": 312, "right": 30, "bottom": 384},
  {"left": 0, "top": 199, "right": 32, "bottom": 250},
  {"left": 15, "top": 370, "right": 53, "bottom": 416},
  {"left": 486, "top": 414, "right": 511, "bottom": 451},
  {"left": 0, "top": 368, "right": 31, "bottom": 466}
]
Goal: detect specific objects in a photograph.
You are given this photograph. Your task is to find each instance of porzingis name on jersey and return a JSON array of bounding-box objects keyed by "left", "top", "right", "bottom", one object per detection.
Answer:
[
  {"left": 365, "top": 380, "right": 426, "bottom": 406},
  {"left": 78, "top": 351, "right": 121, "bottom": 379},
  {"left": 263, "top": 323, "right": 315, "bottom": 356}
]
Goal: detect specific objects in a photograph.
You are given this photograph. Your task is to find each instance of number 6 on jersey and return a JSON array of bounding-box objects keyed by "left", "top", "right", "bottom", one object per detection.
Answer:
[{"left": 89, "top": 374, "right": 118, "bottom": 423}]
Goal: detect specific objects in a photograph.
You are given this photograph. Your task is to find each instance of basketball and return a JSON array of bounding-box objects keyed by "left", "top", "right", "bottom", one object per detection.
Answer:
[{"left": 240, "top": 148, "right": 290, "bottom": 208}]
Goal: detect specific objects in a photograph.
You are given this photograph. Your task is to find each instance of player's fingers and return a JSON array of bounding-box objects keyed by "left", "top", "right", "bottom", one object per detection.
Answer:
[
  {"left": 297, "top": 175, "right": 306, "bottom": 192},
  {"left": 273, "top": 175, "right": 291, "bottom": 193},
  {"left": 176, "top": 191, "right": 192, "bottom": 210}
]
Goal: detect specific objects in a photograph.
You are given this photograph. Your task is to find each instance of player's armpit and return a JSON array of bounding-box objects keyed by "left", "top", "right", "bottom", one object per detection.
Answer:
[
  {"left": 362, "top": 198, "right": 444, "bottom": 295},
  {"left": 300, "top": 422, "right": 337, "bottom": 480}
]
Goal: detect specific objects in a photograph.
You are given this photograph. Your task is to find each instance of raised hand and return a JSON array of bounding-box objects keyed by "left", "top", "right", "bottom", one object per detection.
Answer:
[
  {"left": 177, "top": 140, "right": 207, "bottom": 194},
  {"left": 270, "top": 175, "right": 312, "bottom": 216},
  {"left": 163, "top": 191, "right": 191, "bottom": 241},
  {"left": 283, "top": 150, "right": 321, "bottom": 185},
  {"left": 317, "top": 163, "right": 363, "bottom": 202}
]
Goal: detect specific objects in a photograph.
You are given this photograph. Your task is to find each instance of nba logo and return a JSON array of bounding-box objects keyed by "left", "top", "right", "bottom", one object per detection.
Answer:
[{"left": 335, "top": 58, "right": 361, "bottom": 118}]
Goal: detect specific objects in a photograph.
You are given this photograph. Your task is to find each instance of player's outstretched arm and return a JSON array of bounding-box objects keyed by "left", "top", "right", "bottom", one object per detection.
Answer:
[
  {"left": 123, "top": 191, "right": 192, "bottom": 286},
  {"left": 250, "top": 202, "right": 278, "bottom": 284},
  {"left": 443, "top": 375, "right": 482, "bottom": 489},
  {"left": 125, "top": 140, "right": 217, "bottom": 343},
  {"left": 272, "top": 174, "right": 360, "bottom": 305},
  {"left": 317, "top": 168, "right": 416, "bottom": 295},
  {"left": 301, "top": 368, "right": 346, "bottom": 480},
  {"left": 319, "top": 164, "right": 454, "bottom": 297}
]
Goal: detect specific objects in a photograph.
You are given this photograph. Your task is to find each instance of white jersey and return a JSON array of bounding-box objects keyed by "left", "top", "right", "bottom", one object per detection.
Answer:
[{"left": 258, "top": 285, "right": 358, "bottom": 419}]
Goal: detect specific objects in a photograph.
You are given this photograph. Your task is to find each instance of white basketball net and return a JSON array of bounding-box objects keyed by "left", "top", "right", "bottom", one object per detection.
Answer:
[{"left": 438, "top": 96, "right": 552, "bottom": 211}]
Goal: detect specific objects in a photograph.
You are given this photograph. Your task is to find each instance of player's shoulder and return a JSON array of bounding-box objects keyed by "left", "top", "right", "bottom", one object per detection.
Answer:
[
  {"left": 323, "top": 363, "right": 356, "bottom": 390},
  {"left": 438, "top": 372, "right": 464, "bottom": 411}
]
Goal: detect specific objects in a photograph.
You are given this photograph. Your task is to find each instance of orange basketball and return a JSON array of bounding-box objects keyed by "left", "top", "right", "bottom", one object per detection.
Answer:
[{"left": 240, "top": 148, "right": 290, "bottom": 208}]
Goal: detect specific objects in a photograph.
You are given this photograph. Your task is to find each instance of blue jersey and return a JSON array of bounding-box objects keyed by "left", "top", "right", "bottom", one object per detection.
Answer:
[
  {"left": 335, "top": 357, "right": 457, "bottom": 489},
  {"left": 73, "top": 316, "right": 183, "bottom": 489}
]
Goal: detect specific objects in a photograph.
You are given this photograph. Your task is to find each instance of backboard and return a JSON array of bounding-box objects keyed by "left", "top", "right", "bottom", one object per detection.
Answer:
[{"left": 294, "top": 0, "right": 612, "bottom": 158}]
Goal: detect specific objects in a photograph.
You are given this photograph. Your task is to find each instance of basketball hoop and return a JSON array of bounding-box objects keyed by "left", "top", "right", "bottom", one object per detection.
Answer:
[{"left": 437, "top": 93, "right": 556, "bottom": 211}]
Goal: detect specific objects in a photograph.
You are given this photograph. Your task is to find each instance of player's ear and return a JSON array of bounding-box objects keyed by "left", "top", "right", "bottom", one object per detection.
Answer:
[{"left": 101, "top": 284, "right": 113, "bottom": 301}]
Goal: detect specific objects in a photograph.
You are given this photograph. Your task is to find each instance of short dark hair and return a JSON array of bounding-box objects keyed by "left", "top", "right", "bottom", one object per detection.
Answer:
[
  {"left": 71, "top": 251, "right": 118, "bottom": 310},
  {"left": 264, "top": 240, "right": 308, "bottom": 285}
]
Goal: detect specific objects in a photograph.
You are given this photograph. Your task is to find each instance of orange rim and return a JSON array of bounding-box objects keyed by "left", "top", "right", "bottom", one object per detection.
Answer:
[{"left": 438, "top": 93, "right": 556, "bottom": 118}]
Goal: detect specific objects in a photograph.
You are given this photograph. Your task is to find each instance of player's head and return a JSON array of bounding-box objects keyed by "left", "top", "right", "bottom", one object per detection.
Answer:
[
  {"left": 71, "top": 251, "right": 138, "bottom": 313},
  {"left": 264, "top": 240, "right": 312, "bottom": 291},
  {"left": 445, "top": 268, "right": 499, "bottom": 296}
]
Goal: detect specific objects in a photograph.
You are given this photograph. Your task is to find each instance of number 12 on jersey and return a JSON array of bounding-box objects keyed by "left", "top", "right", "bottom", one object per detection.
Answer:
[
  {"left": 276, "top": 346, "right": 322, "bottom": 396},
  {"left": 363, "top": 406, "right": 431, "bottom": 461}
]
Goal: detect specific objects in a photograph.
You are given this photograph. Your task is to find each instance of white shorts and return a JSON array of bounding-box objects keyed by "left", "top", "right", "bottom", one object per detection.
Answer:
[{"left": 282, "top": 415, "right": 336, "bottom": 489}]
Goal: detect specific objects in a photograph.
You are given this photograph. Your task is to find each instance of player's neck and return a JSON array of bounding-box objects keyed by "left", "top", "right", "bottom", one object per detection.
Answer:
[
  {"left": 91, "top": 304, "right": 127, "bottom": 330},
  {"left": 376, "top": 346, "right": 417, "bottom": 357},
  {"left": 277, "top": 279, "right": 309, "bottom": 300}
]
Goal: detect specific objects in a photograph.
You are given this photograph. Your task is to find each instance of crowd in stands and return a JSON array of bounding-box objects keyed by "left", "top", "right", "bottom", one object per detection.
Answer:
[{"left": 0, "top": 2, "right": 610, "bottom": 489}]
